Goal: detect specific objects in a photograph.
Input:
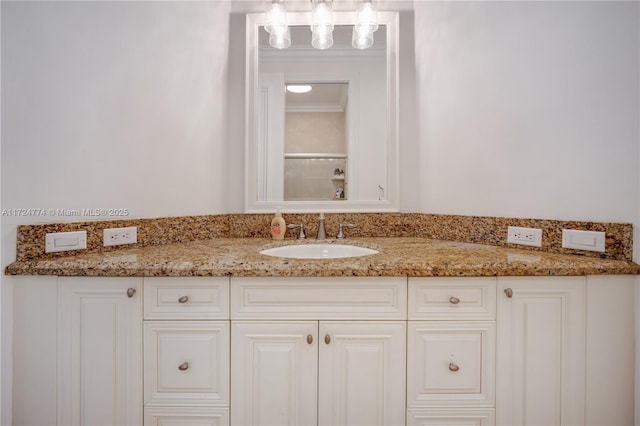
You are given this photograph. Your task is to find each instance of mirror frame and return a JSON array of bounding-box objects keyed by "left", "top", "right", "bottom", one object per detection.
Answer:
[{"left": 245, "top": 11, "right": 399, "bottom": 213}]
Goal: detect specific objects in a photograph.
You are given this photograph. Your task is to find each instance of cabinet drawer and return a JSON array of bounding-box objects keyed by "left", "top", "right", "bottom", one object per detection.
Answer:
[
  {"left": 144, "top": 321, "right": 230, "bottom": 406},
  {"left": 409, "top": 278, "right": 496, "bottom": 320},
  {"left": 144, "top": 407, "right": 229, "bottom": 425},
  {"left": 407, "top": 321, "right": 495, "bottom": 407},
  {"left": 407, "top": 408, "right": 495, "bottom": 426},
  {"left": 144, "top": 277, "right": 229, "bottom": 320},
  {"left": 231, "top": 277, "right": 407, "bottom": 320}
]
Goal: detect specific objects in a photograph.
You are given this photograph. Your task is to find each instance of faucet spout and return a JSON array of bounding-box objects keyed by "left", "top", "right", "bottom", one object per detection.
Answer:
[
  {"left": 316, "top": 213, "right": 326, "bottom": 240},
  {"left": 287, "top": 223, "right": 306, "bottom": 240}
]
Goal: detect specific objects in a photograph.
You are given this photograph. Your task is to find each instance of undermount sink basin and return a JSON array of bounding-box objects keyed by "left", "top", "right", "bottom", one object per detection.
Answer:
[{"left": 260, "top": 244, "right": 378, "bottom": 259}]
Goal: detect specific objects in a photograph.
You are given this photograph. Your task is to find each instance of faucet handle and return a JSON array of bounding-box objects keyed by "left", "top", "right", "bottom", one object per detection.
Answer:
[
  {"left": 287, "top": 224, "right": 306, "bottom": 240},
  {"left": 336, "top": 223, "right": 356, "bottom": 239}
]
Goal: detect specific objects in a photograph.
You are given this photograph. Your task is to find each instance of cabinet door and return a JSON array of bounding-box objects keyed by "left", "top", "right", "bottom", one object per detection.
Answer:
[
  {"left": 407, "top": 321, "right": 495, "bottom": 408},
  {"left": 58, "top": 277, "right": 143, "bottom": 426},
  {"left": 231, "top": 321, "right": 318, "bottom": 426},
  {"left": 144, "top": 321, "right": 230, "bottom": 406},
  {"left": 318, "top": 321, "right": 406, "bottom": 426},
  {"left": 496, "top": 277, "right": 585, "bottom": 426}
]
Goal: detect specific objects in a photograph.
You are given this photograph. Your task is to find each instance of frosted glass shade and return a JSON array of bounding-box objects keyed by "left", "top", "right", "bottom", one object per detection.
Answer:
[{"left": 269, "top": 27, "right": 291, "bottom": 49}]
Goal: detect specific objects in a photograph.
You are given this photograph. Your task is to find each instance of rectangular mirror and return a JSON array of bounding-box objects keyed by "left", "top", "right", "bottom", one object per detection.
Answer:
[
  {"left": 245, "top": 11, "right": 399, "bottom": 212},
  {"left": 284, "top": 82, "right": 349, "bottom": 201}
]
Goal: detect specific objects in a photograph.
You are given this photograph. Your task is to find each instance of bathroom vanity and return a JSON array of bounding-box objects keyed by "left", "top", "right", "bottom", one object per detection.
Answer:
[{"left": 7, "top": 235, "right": 638, "bottom": 426}]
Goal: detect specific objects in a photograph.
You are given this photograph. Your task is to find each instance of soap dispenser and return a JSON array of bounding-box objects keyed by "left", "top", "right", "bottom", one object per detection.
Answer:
[{"left": 271, "top": 209, "right": 286, "bottom": 240}]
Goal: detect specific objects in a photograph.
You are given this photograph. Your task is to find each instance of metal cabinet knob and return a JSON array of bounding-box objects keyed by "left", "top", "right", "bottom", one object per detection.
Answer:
[
  {"left": 178, "top": 295, "right": 189, "bottom": 304},
  {"left": 449, "top": 362, "right": 460, "bottom": 372},
  {"left": 504, "top": 288, "right": 513, "bottom": 298},
  {"left": 178, "top": 362, "right": 190, "bottom": 371},
  {"left": 449, "top": 296, "right": 460, "bottom": 305},
  {"left": 324, "top": 334, "right": 331, "bottom": 345},
  {"left": 307, "top": 334, "right": 313, "bottom": 345},
  {"left": 126, "top": 288, "right": 136, "bottom": 298}
]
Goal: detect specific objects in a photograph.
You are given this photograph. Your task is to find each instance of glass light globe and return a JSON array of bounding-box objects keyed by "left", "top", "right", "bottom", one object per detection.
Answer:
[
  {"left": 352, "top": 26, "right": 374, "bottom": 49},
  {"left": 269, "top": 27, "right": 291, "bottom": 49},
  {"left": 265, "top": 1, "right": 288, "bottom": 35}
]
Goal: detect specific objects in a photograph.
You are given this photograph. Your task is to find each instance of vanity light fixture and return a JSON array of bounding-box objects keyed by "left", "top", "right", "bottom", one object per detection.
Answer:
[
  {"left": 265, "top": 0, "right": 291, "bottom": 49},
  {"left": 286, "top": 84, "right": 313, "bottom": 93},
  {"left": 311, "top": 0, "right": 334, "bottom": 50},
  {"left": 265, "top": 0, "right": 378, "bottom": 50},
  {"left": 352, "top": 0, "right": 379, "bottom": 49}
]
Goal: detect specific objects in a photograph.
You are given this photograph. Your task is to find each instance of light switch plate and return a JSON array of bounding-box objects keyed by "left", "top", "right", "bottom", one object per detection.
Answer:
[
  {"left": 45, "top": 231, "right": 87, "bottom": 253},
  {"left": 562, "top": 229, "right": 605, "bottom": 252}
]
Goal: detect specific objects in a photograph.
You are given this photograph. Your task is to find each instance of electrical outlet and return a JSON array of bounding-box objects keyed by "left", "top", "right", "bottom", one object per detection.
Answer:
[
  {"left": 507, "top": 226, "right": 542, "bottom": 247},
  {"left": 103, "top": 226, "right": 137, "bottom": 247}
]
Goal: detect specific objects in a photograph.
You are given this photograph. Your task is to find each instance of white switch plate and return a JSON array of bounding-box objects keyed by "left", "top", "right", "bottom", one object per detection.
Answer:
[
  {"left": 45, "top": 231, "right": 87, "bottom": 253},
  {"left": 103, "top": 226, "right": 137, "bottom": 247},
  {"left": 507, "top": 226, "right": 543, "bottom": 247},
  {"left": 562, "top": 229, "right": 605, "bottom": 252}
]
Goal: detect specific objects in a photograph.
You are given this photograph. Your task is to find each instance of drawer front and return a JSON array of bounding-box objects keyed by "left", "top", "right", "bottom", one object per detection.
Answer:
[
  {"left": 144, "top": 407, "right": 229, "bottom": 426},
  {"left": 407, "top": 322, "right": 495, "bottom": 407},
  {"left": 144, "top": 277, "right": 229, "bottom": 320},
  {"left": 407, "top": 408, "right": 495, "bottom": 426},
  {"left": 409, "top": 278, "right": 496, "bottom": 320},
  {"left": 144, "top": 321, "right": 230, "bottom": 406},
  {"left": 231, "top": 277, "right": 407, "bottom": 320}
]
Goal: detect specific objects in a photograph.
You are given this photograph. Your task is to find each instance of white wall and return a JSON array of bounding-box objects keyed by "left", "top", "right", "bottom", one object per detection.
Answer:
[
  {"left": 1, "top": 2, "right": 232, "bottom": 423},
  {"left": 414, "top": 1, "right": 639, "bottom": 224},
  {"left": 2, "top": 1, "right": 232, "bottom": 222}
]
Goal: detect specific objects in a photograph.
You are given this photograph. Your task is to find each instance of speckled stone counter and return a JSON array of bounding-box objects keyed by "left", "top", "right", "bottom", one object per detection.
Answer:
[
  {"left": 12, "top": 213, "right": 635, "bottom": 262},
  {"left": 5, "top": 237, "right": 639, "bottom": 278}
]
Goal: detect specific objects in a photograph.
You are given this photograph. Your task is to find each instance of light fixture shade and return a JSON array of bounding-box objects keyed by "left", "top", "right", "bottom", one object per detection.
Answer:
[
  {"left": 265, "top": 1, "right": 288, "bottom": 36},
  {"left": 311, "top": 0, "right": 334, "bottom": 32},
  {"left": 311, "top": 0, "right": 334, "bottom": 49},
  {"left": 269, "top": 27, "right": 291, "bottom": 49},
  {"left": 355, "top": 0, "right": 378, "bottom": 33},
  {"left": 352, "top": 26, "right": 374, "bottom": 49},
  {"left": 312, "top": 26, "right": 334, "bottom": 49}
]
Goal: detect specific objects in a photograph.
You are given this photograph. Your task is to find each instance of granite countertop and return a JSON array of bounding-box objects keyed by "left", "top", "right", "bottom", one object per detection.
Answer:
[{"left": 5, "top": 237, "right": 640, "bottom": 277}]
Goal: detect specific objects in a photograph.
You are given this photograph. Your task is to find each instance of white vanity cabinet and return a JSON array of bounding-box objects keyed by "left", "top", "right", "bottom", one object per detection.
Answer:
[
  {"left": 58, "top": 277, "right": 143, "bottom": 426},
  {"left": 230, "top": 277, "right": 407, "bottom": 426},
  {"left": 496, "top": 275, "right": 635, "bottom": 426},
  {"left": 231, "top": 320, "right": 406, "bottom": 426},
  {"left": 231, "top": 321, "right": 319, "bottom": 425},
  {"left": 408, "top": 275, "right": 635, "bottom": 426},
  {"left": 12, "top": 276, "right": 143, "bottom": 426},
  {"left": 10, "top": 273, "right": 636, "bottom": 426},
  {"left": 143, "top": 277, "right": 230, "bottom": 426},
  {"left": 407, "top": 278, "right": 497, "bottom": 425},
  {"left": 496, "top": 277, "right": 585, "bottom": 426}
]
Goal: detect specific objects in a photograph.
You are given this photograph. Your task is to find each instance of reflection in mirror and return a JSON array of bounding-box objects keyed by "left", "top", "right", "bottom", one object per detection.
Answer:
[
  {"left": 285, "top": 83, "right": 348, "bottom": 201},
  {"left": 245, "top": 12, "right": 399, "bottom": 212}
]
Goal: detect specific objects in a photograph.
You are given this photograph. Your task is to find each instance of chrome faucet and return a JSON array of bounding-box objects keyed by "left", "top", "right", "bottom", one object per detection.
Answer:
[
  {"left": 336, "top": 223, "right": 356, "bottom": 239},
  {"left": 316, "top": 213, "right": 326, "bottom": 240},
  {"left": 287, "top": 224, "right": 306, "bottom": 240}
]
